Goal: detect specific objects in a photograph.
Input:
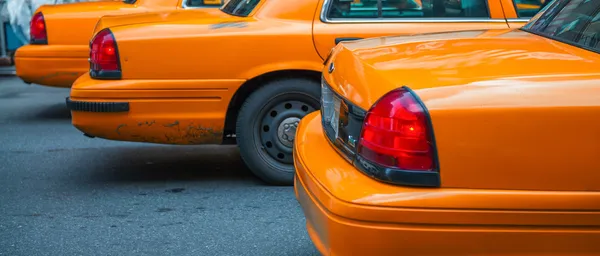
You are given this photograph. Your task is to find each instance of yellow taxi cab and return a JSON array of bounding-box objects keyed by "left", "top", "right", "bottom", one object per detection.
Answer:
[
  {"left": 66, "top": 0, "right": 543, "bottom": 185},
  {"left": 294, "top": 0, "right": 600, "bottom": 254},
  {"left": 14, "top": 0, "right": 224, "bottom": 88}
]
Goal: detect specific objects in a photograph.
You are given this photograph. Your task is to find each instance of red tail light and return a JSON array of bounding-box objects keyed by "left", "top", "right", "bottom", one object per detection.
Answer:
[
  {"left": 357, "top": 87, "right": 436, "bottom": 171},
  {"left": 90, "top": 29, "right": 121, "bottom": 79},
  {"left": 30, "top": 12, "right": 47, "bottom": 44}
]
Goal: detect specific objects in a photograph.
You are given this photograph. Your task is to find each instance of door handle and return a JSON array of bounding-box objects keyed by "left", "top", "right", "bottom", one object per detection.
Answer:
[{"left": 335, "top": 37, "right": 363, "bottom": 44}]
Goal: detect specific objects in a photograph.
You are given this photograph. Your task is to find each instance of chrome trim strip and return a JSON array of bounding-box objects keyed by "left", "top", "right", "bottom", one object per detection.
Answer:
[
  {"left": 182, "top": 0, "right": 190, "bottom": 8},
  {"left": 319, "top": 0, "right": 506, "bottom": 23},
  {"left": 507, "top": 18, "right": 531, "bottom": 22}
]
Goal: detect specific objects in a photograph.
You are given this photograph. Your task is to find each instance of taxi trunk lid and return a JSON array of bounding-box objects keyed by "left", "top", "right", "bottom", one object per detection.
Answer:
[{"left": 92, "top": 8, "right": 226, "bottom": 36}]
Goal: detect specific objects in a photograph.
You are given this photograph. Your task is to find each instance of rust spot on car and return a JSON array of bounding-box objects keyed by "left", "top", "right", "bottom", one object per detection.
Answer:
[
  {"left": 112, "top": 121, "right": 223, "bottom": 144},
  {"left": 138, "top": 120, "right": 155, "bottom": 127},
  {"left": 116, "top": 124, "right": 127, "bottom": 135},
  {"left": 164, "top": 121, "right": 180, "bottom": 127},
  {"left": 182, "top": 123, "right": 223, "bottom": 144}
]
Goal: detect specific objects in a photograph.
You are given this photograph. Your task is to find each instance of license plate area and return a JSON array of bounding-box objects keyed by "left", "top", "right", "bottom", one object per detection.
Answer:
[
  {"left": 321, "top": 76, "right": 366, "bottom": 162},
  {"left": 329, "top": 96, "right": 341, "bottom": 138}
]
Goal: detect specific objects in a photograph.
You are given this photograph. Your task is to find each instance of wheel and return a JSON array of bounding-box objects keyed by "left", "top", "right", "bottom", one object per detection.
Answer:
[{"left": 236, "top": 78, "right": 320, "bottom": 185}]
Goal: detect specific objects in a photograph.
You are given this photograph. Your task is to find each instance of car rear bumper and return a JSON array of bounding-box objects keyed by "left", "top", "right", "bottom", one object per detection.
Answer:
[
  {"left": 67, "top": 73, "right": 244, "bottom": 145},
  {"left": 14, "top": 44, "right": 89, "bottom": 88},
  {"left": 294, "top": 111, "right": 600, "bottom": 256}
]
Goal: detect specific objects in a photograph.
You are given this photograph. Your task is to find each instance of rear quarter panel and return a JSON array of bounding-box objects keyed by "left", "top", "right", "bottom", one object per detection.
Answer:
[
  {"left": 106, "top": 0, "right": 324, "bottom": 80},
  {"left": 417, "top": 73, "right": 600, "bottom": 191},
  {"left": 112, "top": 19, "right": 324, "bottom": 80}
]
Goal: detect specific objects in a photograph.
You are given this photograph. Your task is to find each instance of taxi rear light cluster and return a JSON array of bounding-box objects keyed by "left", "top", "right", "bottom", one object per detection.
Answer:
[
  {"left": 30, "top": 12, "right": 47, "bottom": 44},
  {"left": 89, "top": 28, "right": 122, "bottom": 80},
  {"left": 321, "top": 77, "right": 440, "bottom": 187},
  {"left": 358, "top": 87, "right": 435, "bottom": 171},
  {"left": 355, "top": 87, "right": 440, "bottom": 187}
]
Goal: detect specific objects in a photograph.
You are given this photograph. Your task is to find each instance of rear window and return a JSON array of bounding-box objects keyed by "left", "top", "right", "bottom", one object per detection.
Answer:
[
  {"left": 522, "top": 0, "right": 600, "bottom": 53},
  {"left": 221, "top": 0, "right": 260, "bottom": 17}
]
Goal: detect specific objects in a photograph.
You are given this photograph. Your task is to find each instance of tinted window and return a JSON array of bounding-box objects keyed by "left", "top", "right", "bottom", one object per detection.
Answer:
[
  {"left": 123, "top": 0, "right": 137, "bottom": 4},
  {"left": 522, "top": 0, "right": 600, "bottom": 53},
  {"left": 221, "top": 0, "right": 260, "bottom": 17},
  {"left": 512, "top": 0, "right": 549, "bottom": 18},
  {"left": 185, "top": 0, "right": 223, "bottom": 7},
  {"left": 327, "top": 0, "right": 490, "bottom": 19}
]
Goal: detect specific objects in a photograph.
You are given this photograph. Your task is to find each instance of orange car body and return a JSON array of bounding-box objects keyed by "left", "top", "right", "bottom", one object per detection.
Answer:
[
  {"left": 294, "top": 0, "right": 600, "bottom": 254},
  {"left": 14, "top": 0, "right": 223, "bottom": 88},
  {"left": 66, "top": 0, "right": 538, "bottom": 144},
  {"left": 66, "top": 0, "right": 544, "bottom": 184}
]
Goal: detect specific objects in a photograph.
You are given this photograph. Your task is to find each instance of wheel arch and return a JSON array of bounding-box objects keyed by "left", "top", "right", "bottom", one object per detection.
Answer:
[{"left": 222, "top": 69, "right": 321, "bottom": 144}]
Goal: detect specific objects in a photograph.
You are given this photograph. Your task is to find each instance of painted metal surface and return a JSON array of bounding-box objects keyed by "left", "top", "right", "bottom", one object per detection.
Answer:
[
  {"left": 294, "top": 2, "right": 600, "bottom": 254},
  {"left": 13, "top": 0, "right": 223, "bottom": 87},
  {"left": 67, "top": 0, "right": 531, "bottom": 145}
]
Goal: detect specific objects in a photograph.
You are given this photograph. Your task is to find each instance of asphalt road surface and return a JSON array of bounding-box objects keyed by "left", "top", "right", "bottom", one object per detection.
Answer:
[{"left": 0, "top": 76, "right": 319, "bottom": 256}]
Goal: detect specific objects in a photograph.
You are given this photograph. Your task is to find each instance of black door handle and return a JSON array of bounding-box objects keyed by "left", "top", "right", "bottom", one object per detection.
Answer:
[{"left": 335, "top": 37, "right": 363, "bottom": 44}]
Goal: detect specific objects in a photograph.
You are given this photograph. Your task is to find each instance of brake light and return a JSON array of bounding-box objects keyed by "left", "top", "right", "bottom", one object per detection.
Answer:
[
  {"left": 357, "top": 87, "right": 436, "bottom": 171},
  {"left": 30, "top": 12, "right": 47, "bottom": 44},
  {"left": 90, "top": 29, "right": 121, "bottom": 79}
]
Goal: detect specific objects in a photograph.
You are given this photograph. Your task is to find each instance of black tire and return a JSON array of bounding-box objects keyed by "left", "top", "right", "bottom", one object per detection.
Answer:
[{"left": 236, "top": 78, "right": 321, "bottom": 185}]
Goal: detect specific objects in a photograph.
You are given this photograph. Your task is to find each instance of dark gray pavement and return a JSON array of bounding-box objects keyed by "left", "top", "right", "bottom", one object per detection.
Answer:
[{"left": 0, "top": 76, "right": 318, "bottom": 256}]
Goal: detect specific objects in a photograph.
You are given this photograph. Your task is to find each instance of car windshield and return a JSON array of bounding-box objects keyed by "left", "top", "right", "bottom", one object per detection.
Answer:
[
  {"left": 123, "top": 0, "right": 137, "bottom": 4},
  {"left": 521, "top": 0, "right": 600, "bottom": 53},
  {"left": 220, "top": 0, "right": 261, "bottom": 17}
]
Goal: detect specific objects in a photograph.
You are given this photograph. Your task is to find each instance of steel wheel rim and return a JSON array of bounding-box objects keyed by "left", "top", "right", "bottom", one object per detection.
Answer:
[{"left": 255, "top": 94, "right": 318, "bottom": 166}]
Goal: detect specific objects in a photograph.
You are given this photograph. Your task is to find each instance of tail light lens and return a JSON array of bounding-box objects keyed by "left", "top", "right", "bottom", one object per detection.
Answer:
[
  {"left": 321, "top": 75, "right": 439, "bottom": 187},
  {"left": 357, "top": 87, "right": 437, "bottom": 172},
  {"left": 90, "top": 29, "right": 121, "bottom": 79},
  {"left": 30, "top": 12, "right": 47, "bottom": 44}
]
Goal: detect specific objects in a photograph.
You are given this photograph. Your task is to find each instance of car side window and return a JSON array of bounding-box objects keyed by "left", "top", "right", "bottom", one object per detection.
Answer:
[
  {"left": 512, "top": 0, "right": 549, "bottom": 18},
  {"left": 327, "top": 0, "right": 491, "bottom": 19},
  {"left": 185, "top": 0, "right": 223, "bottom": 7},
  {"left": 328, "top": 0, "right": 379, "bottom": 18}
]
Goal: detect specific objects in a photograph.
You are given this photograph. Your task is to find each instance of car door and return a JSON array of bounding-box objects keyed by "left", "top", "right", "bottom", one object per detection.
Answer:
[
  {"left": 500, "top": 0, "right": 548, "bottom": 28},
  {"left": 312, "top": 0, "right": 511, "bottom": 60}
]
